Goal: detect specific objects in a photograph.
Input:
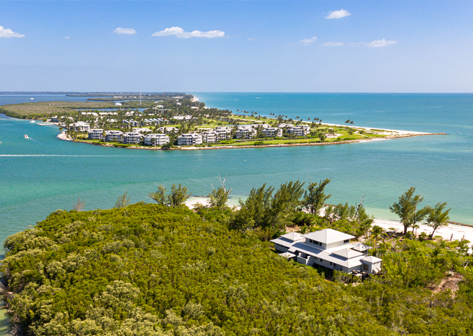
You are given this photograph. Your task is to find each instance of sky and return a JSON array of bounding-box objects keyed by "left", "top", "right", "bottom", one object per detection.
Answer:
[{"left": 1, "top": 0, "right": 473, "bottom": 92}]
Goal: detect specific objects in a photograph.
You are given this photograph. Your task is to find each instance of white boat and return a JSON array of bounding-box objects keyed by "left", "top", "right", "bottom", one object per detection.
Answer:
[
  {"left": 30, "top": 98, "right": 34, "bottom": 100},
  {"left": 30, "top": 120, "right": 36, "bottom": 123},
  {"left": 24, "top": 134, "right": 29, "bottom": 139}
]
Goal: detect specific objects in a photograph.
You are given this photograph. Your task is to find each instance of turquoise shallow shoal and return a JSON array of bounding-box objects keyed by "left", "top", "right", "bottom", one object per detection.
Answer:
[{"left": 1, "top": 93, "right": 473, "bottom": 254}]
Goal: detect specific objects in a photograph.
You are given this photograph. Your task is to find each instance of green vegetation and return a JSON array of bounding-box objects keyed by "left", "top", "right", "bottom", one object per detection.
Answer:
[
  {"left": 0, "top": 92, "right": 413, "bottom": 151},
  {"left": 3, "top": 182, "right": 471, "bottom": 335},
  {"left": 0, "top": 101, "right": 115, "bottom": 119},
  {"left": 148, "top": 184, "right": 191, "bottom": 207}
]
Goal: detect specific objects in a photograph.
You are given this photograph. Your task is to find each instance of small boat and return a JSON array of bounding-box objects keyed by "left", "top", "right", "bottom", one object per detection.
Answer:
[
  {"left": 30, "top": 98, "right": 34, "bottom": 100},
  {"left": 30, "top": 120, "right": 36, "bottom": 123},
  {"left": 24, "top": 134, "right": 29, "bottom": 139}
]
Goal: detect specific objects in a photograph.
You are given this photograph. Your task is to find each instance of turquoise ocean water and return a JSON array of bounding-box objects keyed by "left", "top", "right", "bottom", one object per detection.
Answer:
[
  {"left": 0, "top": 92, "right": 472, "bottom": 332},
  {"left": 1, "top": 93, "right": 472, "bottom": 252}
]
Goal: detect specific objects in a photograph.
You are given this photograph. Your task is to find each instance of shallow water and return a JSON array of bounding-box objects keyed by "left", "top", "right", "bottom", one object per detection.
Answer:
[
  {"left": 1, "top": 92, "right": 473, "bottom": 335},
  {"left": 1, "top": 93, "right": 472, "bottom": 249}
]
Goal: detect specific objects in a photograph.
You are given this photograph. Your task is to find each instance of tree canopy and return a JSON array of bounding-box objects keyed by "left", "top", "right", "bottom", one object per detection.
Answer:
[{"left": 2, "top": 182, "right": 473, "bottom": 335}]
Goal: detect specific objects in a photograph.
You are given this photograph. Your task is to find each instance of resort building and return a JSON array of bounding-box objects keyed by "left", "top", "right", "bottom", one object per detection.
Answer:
[
  {"left": 214, "top": 127, "right": 232, "bottom": 140},
  {"left": 278, "top": 123, "right": 294, "bottom": 129},
  {"left": 123, "top": 120, "right": 140, "bottom": 127},
  {"left": 235, "top": 126, "right": 257, "bottom": 139},
  {"left": 262, "top": 127, "right": 283, "bottom": 137},
  {"left": 143, "top": 134, "right": 170, "bottom": 146},
  {"left": 215, "top": 129, "right": 231, "bottom": 140},
  {"left": 88, "top": 129, "right": 104, "bottom": 140},
  {"left": 133, "top": 128, "right": 152, "bottom": 134},
  {"left": 287, "top": 125, "right": 310, "bottom": 137},
  {"left": 202, "top": 131, "right": 218, "bottom": 143},
  {"left": 70, "top": 121, "right": 90, "bottom": 132},
  {"left": 177, "top": 133, "right": 203, "bottom": 146},
  {"left": 122, "top": 132, "right": 143, "bottom": 144},
  {"left": 159, "top": 127, "right": 179, "bottom": 134},
  {"left": 104, "top": 130, "right": 123, "bottom": 142},
  {"left": 271, "top": 229, "right": 382, "bottom": 274},
  {"left": 173, "top": 115, "right": 193, "bottom": 121}
]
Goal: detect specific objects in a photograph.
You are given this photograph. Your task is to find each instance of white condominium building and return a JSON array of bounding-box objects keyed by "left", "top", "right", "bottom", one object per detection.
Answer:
[
  {"left": 143, "top": 134, "right": 170, "bottom": 146},
  {"left": 88, "top": 129, "right": 104, "bottom": 140},
  {"left": 262, "top": 127, "right": 283, "bottom": 137},
  {"left": 104, "top": 130, "right": 123, "bottom": 142},
  {"left": 177, "top": 133, "right": 203, "bottom": 146},
  {"left": 235, "top": 126, "right": 257, "bottom": 139},
  {"left": 287, "top": 125, "right": 310, "bottom": 136},
  {"left": 122, "top": 132, "right": 142, "bottom": 144},
  {"left": 202, "top": 131, "right": 218, "bottom": 143},
  {"left": 70, "top": 121, "right": 90, "bottom": 132}
]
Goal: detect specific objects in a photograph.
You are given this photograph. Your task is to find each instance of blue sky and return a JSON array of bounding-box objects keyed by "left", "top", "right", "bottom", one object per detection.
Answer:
[{"left": 1, "top": 0, "right": 473, "bottom": 92}]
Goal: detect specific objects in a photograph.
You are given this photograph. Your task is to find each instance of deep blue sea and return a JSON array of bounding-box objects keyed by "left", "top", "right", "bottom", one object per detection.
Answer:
[{"left": 1, "top": 93, "right": 473, "bottom": 252}]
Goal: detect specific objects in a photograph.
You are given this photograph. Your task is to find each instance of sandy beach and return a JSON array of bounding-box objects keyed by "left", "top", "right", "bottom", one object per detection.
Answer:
[
  {"left": 373, "top": 218, "right": 473, "bottom": 243},
  {"left": 184, "top": 197, "right": 473, "bottom": 246},
  {"left": 57, "top": 131, "right": 73, "bottom": 141}
]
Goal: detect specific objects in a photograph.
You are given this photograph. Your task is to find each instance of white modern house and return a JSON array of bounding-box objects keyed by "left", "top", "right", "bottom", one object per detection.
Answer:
[
  {"left": 143, "top": 134, "right": 170, "bottom": 146},
  {"left": 262, "top": 127, "right": 283, "bottom": 137},
  {"left": 105, "top": 130, "right": 123, "bottom": 142},
  {"left": 122, "top": 132, "right": 142, "bottom": 144},
  {"left": 177, "top": 133, "right": 203, "bottom": 146},
  {"left": 271, "top": 229, "right": 382, "bottom": 274},
  {"left": 88, "top": 129, "right": 104, "bottom": 140}
]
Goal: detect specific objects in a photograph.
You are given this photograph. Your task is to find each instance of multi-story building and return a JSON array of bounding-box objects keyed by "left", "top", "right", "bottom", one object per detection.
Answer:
[
  {"left": 202, "top": 131, "right": 218, "bottom": 143},
  {"left": 271, "top": 229, "right": 382, "bottom": 274},
  {"left": 287, "top": 125, "right": 310, "bottom": 136},
  {"left": 159, "top": 127, "right": 179, "bottom": 134},
  {"left": 70, "top": 121, "right": 90, "bottom": 132},
  {"left": 143, "top": 134, "right": 170, "bottom": 146},
  {"left": 262, "top": 127, "right": 283, "bottom": 137},
  {"left": 88, "top": 129, "right": 104, "bottom": 140},
  {"left": 235, "top": 126, "right": 257, "bottom": 139},
  {"left": 177, "top": 133, "right": 203, "bottom": 146},
  {"left": 122, "top": 132, "right": 142, "bottom": 144},
  {"left": 104, "top": 130, "right": 123, "bottom": 142},
  {"left": 215, "top": 126, "right": 232, "bottom": 140}
]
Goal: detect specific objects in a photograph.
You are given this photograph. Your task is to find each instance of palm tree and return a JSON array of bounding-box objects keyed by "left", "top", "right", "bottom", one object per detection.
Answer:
[
  {"left": 390, "top": 187, "right": 428, "bottom": 234},
  {"left": 370, "top": 225, "right": 386, "bottom": 256},
  {"left": 426, "top": 202, "right": 451, "bottom": 239}
]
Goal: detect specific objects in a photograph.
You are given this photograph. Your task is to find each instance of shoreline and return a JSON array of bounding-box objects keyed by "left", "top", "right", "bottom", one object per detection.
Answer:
[
  {"left": 57, "top": 131, "right": 446, "bottom": 151},
  {"left": 184, "top": 197, "right": 473, "bottom": 244}
]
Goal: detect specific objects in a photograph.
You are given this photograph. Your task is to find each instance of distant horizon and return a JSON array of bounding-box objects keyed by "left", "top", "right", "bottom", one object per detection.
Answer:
[{"left": 1, "top": 91, "right": 473, "bottom": 95}]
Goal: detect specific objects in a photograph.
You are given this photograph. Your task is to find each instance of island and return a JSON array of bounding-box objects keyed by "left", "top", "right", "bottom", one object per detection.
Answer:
[
  {"left": 1, "top": 180, "right": 471, "bottom": 335},
  {"left": 0, "top": 92, "right": 445, "bottom": 150}
]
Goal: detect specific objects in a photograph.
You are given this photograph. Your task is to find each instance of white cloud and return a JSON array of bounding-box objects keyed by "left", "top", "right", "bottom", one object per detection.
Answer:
[
  {"left": 300, "top": 36, "right": 317, "bottom": 45},
  {"left": 64, "top": 36, "right": 71, "bottom": 40},
  {"left": 367, "top": 38, "right": 397, "bottom": 47},
  {"left": 152, "top": 26, "right": 224, "bottom": 39},
  {"left": 323, "top": 41, "right": 344, "bottom": 47},
  {"left": 114, "top": 27, "right": 137, "bottom": 35},
  {"left": 0, "top": 26, "right": 25, "bottom": 38},
  {"left": 326, "top": 9, "right": 351, "bottom": 19}
]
